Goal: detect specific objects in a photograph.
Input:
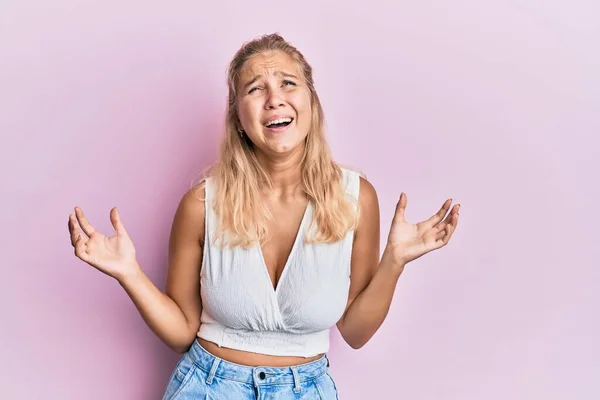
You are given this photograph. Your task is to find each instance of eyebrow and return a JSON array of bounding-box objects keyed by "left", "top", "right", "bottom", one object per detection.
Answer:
[{"left": 242, "top": 71, "right": 300, "bottom": 90}]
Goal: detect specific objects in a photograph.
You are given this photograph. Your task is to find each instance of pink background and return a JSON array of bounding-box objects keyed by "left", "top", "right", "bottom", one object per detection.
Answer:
[{"left": 1, "top": 1, "right": 598, "bottom": 399}]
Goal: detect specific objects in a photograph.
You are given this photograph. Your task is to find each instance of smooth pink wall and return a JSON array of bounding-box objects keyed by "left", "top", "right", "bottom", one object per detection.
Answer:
[{"left": 2, "top": 1, "right": 598, "bottom": 399}]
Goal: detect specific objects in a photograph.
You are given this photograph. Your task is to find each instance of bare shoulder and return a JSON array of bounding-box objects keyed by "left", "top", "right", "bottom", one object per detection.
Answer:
[
  {"left": 358, "top": 176, "right": 379, "bottom": 216},
  {"left": 168, "top": 181, "right": 207, "bottom": 273},
  {"left": 174, "top": 181, "right": 207, "bottom": 240},
  {"left": 185, "top": 180, "right": 207, "bottom": 210}
]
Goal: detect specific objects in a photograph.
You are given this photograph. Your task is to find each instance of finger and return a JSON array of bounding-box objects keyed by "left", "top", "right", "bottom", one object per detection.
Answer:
[
  {"left": 434, "top": 220, "right": 448, "bottom": 233},
  {"left": 110, "top": 207, "right": 128, "bottom": 237},
  {"left": 444, "top": 204, "right": 460, "bottom": 229},
  {"left": 434, "top": 203, "right": 459, "bottom": 229},
  {"left": 435, "top": 228, "right": 447, "bottom": 242},
  {"left": 68, "top": 214, "right": 77, "bottom": 246},
  {"left": 74, "top": 207, "right": 96, "bottom": 237},
  {"left": 434, "top": 226, "right": 451, "bottom": 248},
  {"left": 446, "top": 210, "right": 459, "bottom": 238},
  {"left": 424, "top": 198, "right": 453, "bottom": 228},
  {"left": 393, "top": 193, "right": 408, "bottom": 222},
  {"left": 69, "top": 214, "right": 87, "bottom": 247},
  {"left": 73, "top": 227, "right": 89, "bottom": 261},
  {"left": 436, "top": 211, "right": 459, "bottom": 245},
  {"left": 433, "top": 209, "right": 454, "bottom": 233}
]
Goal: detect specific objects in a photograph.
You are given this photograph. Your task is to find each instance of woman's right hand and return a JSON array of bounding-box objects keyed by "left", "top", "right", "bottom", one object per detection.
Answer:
[{"left": 68, "top": 206, "right": 139, "bottom": 282}]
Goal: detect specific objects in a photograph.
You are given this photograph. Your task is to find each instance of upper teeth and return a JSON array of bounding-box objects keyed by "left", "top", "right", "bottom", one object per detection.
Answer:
[{"left": 266, "top": 117, "right": 292, "bottom": 127}]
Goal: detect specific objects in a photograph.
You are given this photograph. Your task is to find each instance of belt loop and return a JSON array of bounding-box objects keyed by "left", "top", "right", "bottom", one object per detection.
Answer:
[
  {"left": 291, "top": 366, "right": 301, "bottom": 394},
  {"left": 325, "top": 354, "right": 330, "bottom": 368},
  {"left": 205, "top": 357, "right": 221, "bottom": 385}
]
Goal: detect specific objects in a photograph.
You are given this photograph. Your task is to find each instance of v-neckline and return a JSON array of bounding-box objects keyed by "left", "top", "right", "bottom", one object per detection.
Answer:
[{"left": 257, "top": 201, "right": 311, "bottom": 294}]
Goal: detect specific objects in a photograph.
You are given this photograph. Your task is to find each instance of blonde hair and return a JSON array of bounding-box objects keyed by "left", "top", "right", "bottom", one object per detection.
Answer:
[{"left": 198, "top": 33, "right": 360, "bottom": 248}]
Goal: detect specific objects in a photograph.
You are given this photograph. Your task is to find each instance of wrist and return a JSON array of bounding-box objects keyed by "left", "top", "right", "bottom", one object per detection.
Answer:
[
  {"left": 115, "top": 261, "right": 143, "bottom": 286},
  {"left": 381, "top": 248, "right": 406, "bottom": 274}
]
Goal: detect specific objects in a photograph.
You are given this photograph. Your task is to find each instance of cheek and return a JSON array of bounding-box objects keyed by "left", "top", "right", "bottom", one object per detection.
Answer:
[
  {"left": 299, "top": 101, "right": 313, "bottom": 125},
  {"left": 238, "top": 100, "right": 259, "bottom": 125},
  {"left": 292, "top": 92, "right": 312, "bottom": 117}
]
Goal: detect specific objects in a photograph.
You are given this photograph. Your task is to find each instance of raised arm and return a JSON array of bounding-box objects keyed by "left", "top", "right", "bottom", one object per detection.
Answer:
[{"left": 69, "top": 183, "right": 206, "bottom": 353}]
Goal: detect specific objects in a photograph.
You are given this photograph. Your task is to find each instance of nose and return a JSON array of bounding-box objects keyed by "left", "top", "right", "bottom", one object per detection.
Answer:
[{"left": 265, "top": 88, "right": 285, "bottom": 110}]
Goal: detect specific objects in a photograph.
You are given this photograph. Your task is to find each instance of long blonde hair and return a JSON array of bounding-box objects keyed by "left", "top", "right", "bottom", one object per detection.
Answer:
[{"left": 199, "top": 33, "right": 359, "bottom": 248}]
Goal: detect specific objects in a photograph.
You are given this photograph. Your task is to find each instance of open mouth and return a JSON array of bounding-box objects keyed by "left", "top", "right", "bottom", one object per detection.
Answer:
[{"left": 264, "top": 117, "right": 294, "bottom": 129}]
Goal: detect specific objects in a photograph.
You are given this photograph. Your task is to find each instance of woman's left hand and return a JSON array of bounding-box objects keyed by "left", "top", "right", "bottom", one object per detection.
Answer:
[{"left": 384, "top": 193, "right": 460, "bottom": 268}]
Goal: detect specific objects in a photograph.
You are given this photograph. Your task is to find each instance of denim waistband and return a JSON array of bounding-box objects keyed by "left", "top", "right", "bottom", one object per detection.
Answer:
[{"left": 186, "top": 340, "right": 329, "bottom": 387}]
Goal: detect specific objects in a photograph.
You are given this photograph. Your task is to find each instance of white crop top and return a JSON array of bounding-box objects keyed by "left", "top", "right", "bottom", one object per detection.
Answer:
[{"left": 197, "top": 167, "right": 360, "bottom": 357}]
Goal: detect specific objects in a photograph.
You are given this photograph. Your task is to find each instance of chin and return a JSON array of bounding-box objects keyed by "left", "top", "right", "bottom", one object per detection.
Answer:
[
  {"left": 268, "top": 140, "right": 304, "bottom": 155},
  {"left": 269, "top": 144, "right": 295, "bottom": 154},
  {"left": 264, "top": 134, "right": 305, "bottom": 153}
]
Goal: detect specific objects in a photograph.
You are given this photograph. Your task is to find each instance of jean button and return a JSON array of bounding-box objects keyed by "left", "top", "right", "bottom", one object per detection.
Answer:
[{"left": 258, "top": 371, "right": 266, "bottom": 380}]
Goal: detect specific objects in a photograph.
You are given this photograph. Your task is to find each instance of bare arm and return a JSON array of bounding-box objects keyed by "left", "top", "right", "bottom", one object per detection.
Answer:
[
  {"left": 119, "top": 185, "right": 205, "bottom": 353},
  {"left": 70, "top": 184, "right": 206, "bottom": 354},
  {"left": 336, "top": 177, "right": 404, "bottom": 349},
  {"left": 336, "top": 176, "right": 459, "bottom": 349}
]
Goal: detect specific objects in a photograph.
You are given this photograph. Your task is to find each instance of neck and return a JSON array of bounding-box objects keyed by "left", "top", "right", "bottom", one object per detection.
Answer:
[{"left": 255, "top": 149, "right": 304, "bottom": 198}]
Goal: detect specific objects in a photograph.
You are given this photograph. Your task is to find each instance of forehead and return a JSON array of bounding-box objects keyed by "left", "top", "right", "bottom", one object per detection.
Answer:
[{"left": 239, "top": 51, "right": 301, "bottom": 82}]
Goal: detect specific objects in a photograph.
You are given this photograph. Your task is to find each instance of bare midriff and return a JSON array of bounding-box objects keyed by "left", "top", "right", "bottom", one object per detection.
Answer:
[{"left": 197, "top": 338, "right": 323, "bottom": 367}]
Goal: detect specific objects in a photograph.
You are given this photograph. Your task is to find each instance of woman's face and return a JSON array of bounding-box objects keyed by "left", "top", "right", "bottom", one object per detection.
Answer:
[{"left": 236, "top": 51, "right": 312, "bottom": 157}]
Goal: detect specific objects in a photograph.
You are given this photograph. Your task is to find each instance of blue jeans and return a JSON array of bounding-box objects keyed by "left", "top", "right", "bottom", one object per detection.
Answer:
[{"left": 162, "top": 340, "right": 339, "bottom": 399}]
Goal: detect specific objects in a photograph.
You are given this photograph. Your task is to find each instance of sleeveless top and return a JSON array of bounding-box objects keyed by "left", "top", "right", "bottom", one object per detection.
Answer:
[{"left": 197, "top": 167, "right": 361, "bottom": 357}]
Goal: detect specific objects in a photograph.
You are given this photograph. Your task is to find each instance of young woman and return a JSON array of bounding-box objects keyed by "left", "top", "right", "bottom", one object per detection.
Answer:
[{"left": 68, "top": 33, "right": 460, "bottom": 399}]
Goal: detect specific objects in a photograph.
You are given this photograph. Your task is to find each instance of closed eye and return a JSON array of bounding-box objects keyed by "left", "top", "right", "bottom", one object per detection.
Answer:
[
  {"left": 248, "top": 80, "right": 295, "bottom": 94},
  {"left": 248, "top": 86, "right": 261, "bottom": 94}
]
